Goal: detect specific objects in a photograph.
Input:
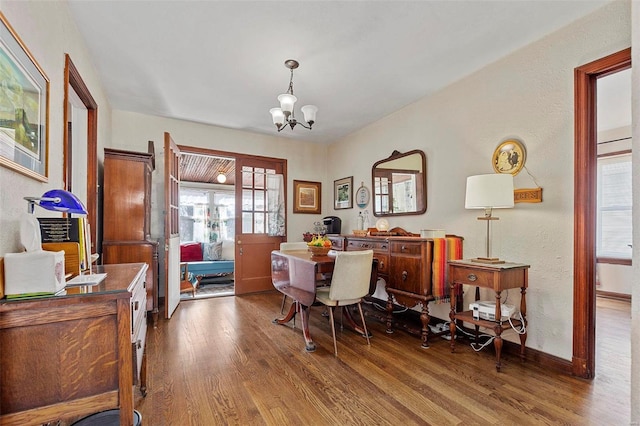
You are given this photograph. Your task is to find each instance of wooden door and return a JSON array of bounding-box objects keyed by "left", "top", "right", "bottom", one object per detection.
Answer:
[
  {"left": 234, "top": 156, "right": 286, "bottom": 294},
  {"left": 164, "top": 132, "right": 181, "bottom": 318}
]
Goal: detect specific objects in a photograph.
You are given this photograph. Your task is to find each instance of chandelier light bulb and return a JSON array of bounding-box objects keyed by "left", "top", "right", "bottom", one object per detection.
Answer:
[{"left": 217, "top": 174, "right": 227, "bottom": 184}]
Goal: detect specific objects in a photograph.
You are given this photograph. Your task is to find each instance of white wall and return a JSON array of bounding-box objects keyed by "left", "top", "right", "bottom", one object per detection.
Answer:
[
  {"left": 0, "top": 1, "right": 112, "bottom": 257},
  {"left": 327, "top": 1, "right": 631, "bottom": 361}
]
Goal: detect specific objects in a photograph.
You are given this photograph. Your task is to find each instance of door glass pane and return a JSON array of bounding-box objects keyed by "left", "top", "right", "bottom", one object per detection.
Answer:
[
  {"left": 254, "top": 190, "right": 265, "bottom": 212},
  {"left": 242, "top": 166, "right": 253, "bottom": 188},
  {"left": 254, "top": 168, "right": 265, "bottom": 189},
  {"left": 242, "top": 212, "right": 253, "bottom": 233},
  {"left": 254, "top": 212, "right": 265, "bottom": 233},
  {"left": 242, "top": 189, "right": 253, "bottom": 210}
]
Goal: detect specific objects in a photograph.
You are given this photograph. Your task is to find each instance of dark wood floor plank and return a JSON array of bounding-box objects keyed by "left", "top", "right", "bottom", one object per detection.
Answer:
[{"left": 135, "top": 292, "right": 630, "bottom": 425}]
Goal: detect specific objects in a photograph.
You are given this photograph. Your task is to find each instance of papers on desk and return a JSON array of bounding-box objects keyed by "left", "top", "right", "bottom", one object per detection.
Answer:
[{"left": 65, "top": 273, "right": 107, "bottom": 287}]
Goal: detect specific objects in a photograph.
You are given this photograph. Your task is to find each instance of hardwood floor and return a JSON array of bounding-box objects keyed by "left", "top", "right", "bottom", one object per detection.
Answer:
[{"left": 135, "top": 292, "right": 630, "bottom": 425}]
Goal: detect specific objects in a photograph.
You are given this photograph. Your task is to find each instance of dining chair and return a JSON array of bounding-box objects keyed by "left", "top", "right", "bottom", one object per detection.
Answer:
[
  {"left": 279, "top": 241, "right": 310, "bottom": 313},
  {"left": 315, "top": 250, "right": 374, "bottom": 356}
]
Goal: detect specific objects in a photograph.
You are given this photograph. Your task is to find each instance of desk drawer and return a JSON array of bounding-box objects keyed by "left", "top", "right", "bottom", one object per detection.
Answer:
[
  {"left": 131, "top": 273, "right": 147, "bottom": 338},
  {"left": 450, "top": 265, "right": 494, "bottom": 287},
  {"left": 132, "top": 316, "right": 147, "bottom": 384},
  {"left": 390, "top": 241, "right": 422, "bottom": 256}
]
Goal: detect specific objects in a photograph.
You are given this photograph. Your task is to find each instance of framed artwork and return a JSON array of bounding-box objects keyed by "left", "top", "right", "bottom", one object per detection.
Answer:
[
  {"left": 334, "top": 176, "right": 353, "bottom": 210},
  {"left": 293, "top": 180, "right": 321, "bottom": 214},
  {"left": 0, "top": 12, "right": 49, "bottom": 182},
  {"left": 492, "top": 139, "right": 526, "bottom": 176}
]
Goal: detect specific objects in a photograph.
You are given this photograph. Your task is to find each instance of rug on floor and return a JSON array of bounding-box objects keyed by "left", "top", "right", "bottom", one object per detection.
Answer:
[{"left": 180, "top": 282, "right": 235, "bottom": 300}]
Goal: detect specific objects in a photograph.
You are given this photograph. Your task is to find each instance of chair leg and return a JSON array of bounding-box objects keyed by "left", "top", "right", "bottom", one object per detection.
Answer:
[
  {"left": 357, "top": 302, "right": 371, "bottom": 347},
  {"left": 280, "top": 294, "right": 287, "bottom": 314},
  {"left": 328, "top": 306, "right": 338, "bottom": 356}
]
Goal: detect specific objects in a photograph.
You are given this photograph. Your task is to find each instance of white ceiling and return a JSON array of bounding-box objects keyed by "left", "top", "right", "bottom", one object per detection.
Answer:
[{"left": 67, "top": 0, "right": 614, "bottom": 144}]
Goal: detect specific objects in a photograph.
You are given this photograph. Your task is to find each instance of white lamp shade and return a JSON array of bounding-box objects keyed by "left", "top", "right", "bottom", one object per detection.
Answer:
[
  {"left": 277, "top": 93, "right": 297, "bottom": 114},
  {"left": 300, "top": 104, "right": 318, "bottom": 124},
  {"left": 269, "top": 108, "right": 285, "bottom": 126},
  {"left": 465, "top": 174, "right": 514, "bottom": 209},
  {"left": 217, "top": 174, "right": 227, "bottom": 184}
]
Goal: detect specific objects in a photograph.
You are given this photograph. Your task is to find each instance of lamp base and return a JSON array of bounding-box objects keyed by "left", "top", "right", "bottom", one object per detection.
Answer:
[{"left": 471, "top": 257, "right": 506, "bottom": 264}]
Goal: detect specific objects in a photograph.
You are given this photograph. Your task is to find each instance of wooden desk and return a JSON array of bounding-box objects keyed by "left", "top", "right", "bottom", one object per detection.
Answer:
[
  {"left": 448, "top": 260, "right": 529, "bottom": 372},
  {"left": 271, "top": 250, "right": 376, "bottom": 352},
  {"left": 0, "top": 263, "right": 148, "bottom": 426}
]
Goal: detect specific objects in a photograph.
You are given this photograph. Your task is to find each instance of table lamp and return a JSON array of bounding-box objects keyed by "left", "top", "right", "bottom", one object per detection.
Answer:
[
  {"left": 465, "top": 174, "right": 514, "bottom": 263},
  {"left": 24, "top": 189, "right": 87, "bottom": 214}
]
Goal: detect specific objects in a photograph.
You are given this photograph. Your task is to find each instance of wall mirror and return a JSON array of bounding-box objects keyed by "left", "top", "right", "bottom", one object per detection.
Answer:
[{"left": 372, "top": 149, "right": 426, "bottom": 217}]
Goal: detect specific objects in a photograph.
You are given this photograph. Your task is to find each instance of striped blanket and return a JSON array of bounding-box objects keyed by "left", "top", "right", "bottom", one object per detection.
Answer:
[{"left": 432, "top": 236, "right": 463, "bottom": 303}]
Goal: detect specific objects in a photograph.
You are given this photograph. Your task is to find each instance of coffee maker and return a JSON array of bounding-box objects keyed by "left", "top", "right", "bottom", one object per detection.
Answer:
[{"left": 322, "top": 216, "right": 342, "bottom": 235}]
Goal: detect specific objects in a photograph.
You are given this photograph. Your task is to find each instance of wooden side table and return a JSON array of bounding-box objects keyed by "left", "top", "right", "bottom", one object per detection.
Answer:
[{"left": 448, "top": 259, "right": 530, "bottom": 371}]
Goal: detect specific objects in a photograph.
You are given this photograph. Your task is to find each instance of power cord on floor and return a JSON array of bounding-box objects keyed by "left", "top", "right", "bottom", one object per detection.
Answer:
[
  {"left": 362, "top": 297, "right": 409, "bottom": 314},
  {"left": 452, "top": 311, "right": 526, "bottom": 352}
]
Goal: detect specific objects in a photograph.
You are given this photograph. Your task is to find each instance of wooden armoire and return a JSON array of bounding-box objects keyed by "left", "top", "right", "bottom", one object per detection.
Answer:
[{"left": 102, "top": 145, "right": 159, "bottom": 321}]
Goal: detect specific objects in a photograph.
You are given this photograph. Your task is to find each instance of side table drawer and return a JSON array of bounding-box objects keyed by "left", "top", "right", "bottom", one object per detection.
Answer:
[{"left": 450, "top": 265, "right": 494, "bottom": 287}]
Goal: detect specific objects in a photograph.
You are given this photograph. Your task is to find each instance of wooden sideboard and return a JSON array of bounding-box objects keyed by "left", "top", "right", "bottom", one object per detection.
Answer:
[
  {"left": 0, "top": 263, "right": 148, "bottom": 426},
  {"left": 328, "top": 234, "right": 446, "bottom": 347}
]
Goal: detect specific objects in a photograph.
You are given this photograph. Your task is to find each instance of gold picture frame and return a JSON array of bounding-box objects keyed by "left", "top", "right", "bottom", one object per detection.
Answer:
[
  {"left": 0, "top": 12, "right": 49, "bottom": 182},
  {"left": 293, "top": 180, "right": 321, "bottom": 214},
  {"left": 492, "top": 139, "right": 526, "bottom": 176}
]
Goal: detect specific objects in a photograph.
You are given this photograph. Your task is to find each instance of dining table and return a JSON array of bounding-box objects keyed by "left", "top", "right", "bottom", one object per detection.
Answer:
[{"left": 271, "top": 249, "right": 377, "bottom": 352}]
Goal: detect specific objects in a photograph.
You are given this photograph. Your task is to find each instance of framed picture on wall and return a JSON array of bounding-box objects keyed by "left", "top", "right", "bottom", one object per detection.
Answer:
[
  {"left": 0, "top": 12, "right": 50, "bottom": 182},
  {"left": 334, "top": 176, "right": 353, "bottom": 210},
  {"left": 293, "top": 180, "right": 321, "bottom": 214}
]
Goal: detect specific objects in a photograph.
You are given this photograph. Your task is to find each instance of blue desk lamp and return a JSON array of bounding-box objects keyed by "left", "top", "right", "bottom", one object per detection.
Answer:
[{"left": 24, "top": 189, "right": 87, "bottom": 215}]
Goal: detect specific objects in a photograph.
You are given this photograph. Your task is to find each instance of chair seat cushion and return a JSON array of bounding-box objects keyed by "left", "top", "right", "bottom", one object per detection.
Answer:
[{"left": 315, "top": 287, "right": 361, "bottom": 307}]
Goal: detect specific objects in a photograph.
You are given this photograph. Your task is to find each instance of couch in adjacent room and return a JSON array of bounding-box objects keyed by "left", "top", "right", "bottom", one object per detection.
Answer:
[{"left": 179, "top": 241, "right": 235, "bottom": 295}]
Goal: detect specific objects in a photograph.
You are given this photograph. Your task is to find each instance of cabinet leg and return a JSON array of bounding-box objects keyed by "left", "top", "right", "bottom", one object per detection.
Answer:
[
  {"left": 420, "top": 306, "right": 430, "bottom": 348},
  {"left": 385, "top": 297, "right": 394, "bottom": 334}
]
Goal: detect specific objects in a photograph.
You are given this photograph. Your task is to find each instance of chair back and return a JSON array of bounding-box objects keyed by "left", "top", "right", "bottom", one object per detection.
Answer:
[
  {"left": 280, "top": 242, "right": 309, "bottom": 251},
  {"left": 329, "top": 250, "right": 374, "bottom": 301}
]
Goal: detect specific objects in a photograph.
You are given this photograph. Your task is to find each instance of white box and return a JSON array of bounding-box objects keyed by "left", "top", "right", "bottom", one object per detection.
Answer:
[
  {"left": 469, "top": 301, "right": 516, "bottom": 321},
  {"left": 4, "top": 250, "right": 65, "bottom": 296},
  {"left": 420, "top": 229, "right": 445, "bottom": 238}
]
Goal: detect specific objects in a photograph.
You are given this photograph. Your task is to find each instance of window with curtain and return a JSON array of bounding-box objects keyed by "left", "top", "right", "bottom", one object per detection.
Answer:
[{"left": 596, "top": 151, "right": 632, "bottom": 260}]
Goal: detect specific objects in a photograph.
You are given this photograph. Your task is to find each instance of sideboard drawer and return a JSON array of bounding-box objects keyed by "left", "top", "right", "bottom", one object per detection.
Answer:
[
  {"left": 450, "top": 265, "right": 494, "bottom": 287},
  {"left": 390, "top": 241, "right": 422, "bottom": 256},
  {"left": 347, "top": 238, "right": 389, "bottom": 252},
  {"left": 375, "top": 253, "right": 389, "bottom": 276}
]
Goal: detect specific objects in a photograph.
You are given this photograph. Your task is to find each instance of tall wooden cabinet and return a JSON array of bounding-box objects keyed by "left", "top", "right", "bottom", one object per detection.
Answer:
[{"left": 102, "top": 147, "right": 158, "bottom": 321}]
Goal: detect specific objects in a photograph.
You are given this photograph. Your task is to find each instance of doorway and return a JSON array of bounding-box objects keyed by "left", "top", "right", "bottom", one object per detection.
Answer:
[
  {"left": 573, "top": 47, "right": 631, "bottom": 378},
  {"left": 177, "top": 146, "right": 287, "bottom": 297}
]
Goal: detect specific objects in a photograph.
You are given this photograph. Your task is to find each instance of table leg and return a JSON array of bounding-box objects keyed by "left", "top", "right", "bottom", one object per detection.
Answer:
[
  {"left": 449, "top": 283, "right": 458, "bottom": 352},
  {"left": 342, "top": 306, "right": 372, "bottom": 338},
  {"left": 273, "top": 301, "right": 316, "bottom": 352},
  {"left": 493, "top": 323, "right": 503, "bottom": 372}
]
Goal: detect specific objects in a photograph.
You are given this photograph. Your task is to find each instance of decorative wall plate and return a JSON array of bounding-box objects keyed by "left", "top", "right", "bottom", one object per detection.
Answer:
[
  {"left": 492, "top": 139, "right": 526, "bottom": 176},
  {"left": 355, "top": 184, "right": 370, "bottom": 208}
]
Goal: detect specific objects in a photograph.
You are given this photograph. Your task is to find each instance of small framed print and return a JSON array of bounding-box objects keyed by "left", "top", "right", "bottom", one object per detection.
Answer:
[
  {"left": 334, "top": 176, "right": 353, "bottom": 210},
  {"left": 293, "top": 180, "right": 321, "bottom": 214},
  {"left": 493, "top": 139, "right": 526, "bottom": 176},
  {"left": 355, "top": 183, "right": 370, "bottom": 209}
]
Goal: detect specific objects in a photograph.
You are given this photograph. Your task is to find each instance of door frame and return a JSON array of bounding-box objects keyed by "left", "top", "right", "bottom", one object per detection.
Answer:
[
  {"left": 573, "top": 47, "right": 631, "bottom": 378},
  {"left": 177, "top": 145, "right": 288, "bottom": 294}
]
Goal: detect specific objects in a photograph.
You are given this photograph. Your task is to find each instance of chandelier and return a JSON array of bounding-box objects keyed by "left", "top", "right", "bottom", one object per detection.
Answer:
[{"left": 269, "top": 59, "right": 318, "bottom": 131}]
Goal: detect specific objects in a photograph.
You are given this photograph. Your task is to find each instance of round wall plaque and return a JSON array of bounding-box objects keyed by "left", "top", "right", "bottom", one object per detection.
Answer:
[
  {"left": 492, "top": 139, "right": 526, "bottom": 176},
  {"left": 355, "top": 184, "right": 370, "bottom": 208}
]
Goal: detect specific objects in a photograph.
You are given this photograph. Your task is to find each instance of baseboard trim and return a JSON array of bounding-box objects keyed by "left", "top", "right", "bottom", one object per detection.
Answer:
[
  {"left": 362, "top": 298, "right": 574, "bottom": 375},
  {"left": 595, "top": 290, "right": 631, "bottom": 302}
]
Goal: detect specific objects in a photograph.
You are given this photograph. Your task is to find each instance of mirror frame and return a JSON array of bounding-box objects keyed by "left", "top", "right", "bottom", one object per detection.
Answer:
[
  {"left": 63, "top": 54, "right": 98, "bottom": 253},
  {"left": 371, "top": 149, "right": 427, "bottom": 217}
]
